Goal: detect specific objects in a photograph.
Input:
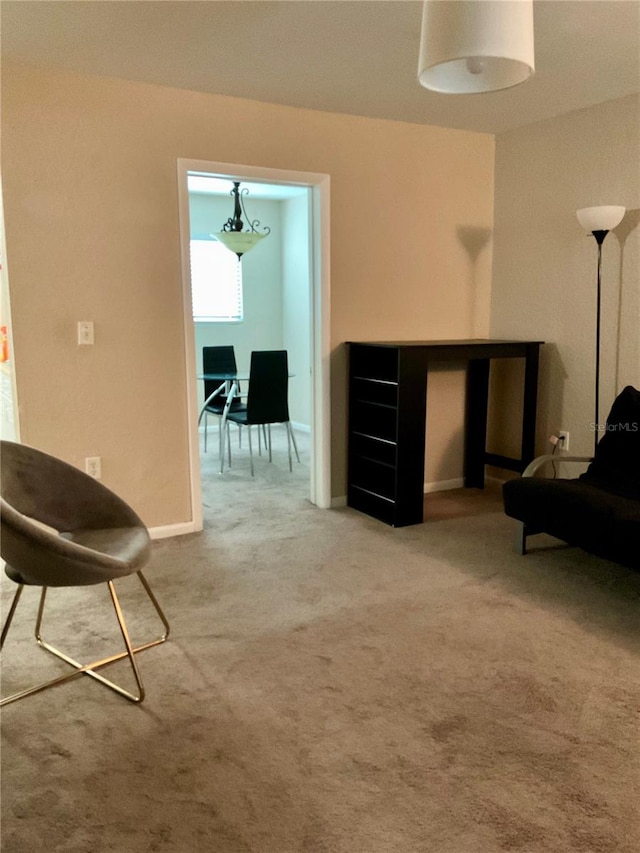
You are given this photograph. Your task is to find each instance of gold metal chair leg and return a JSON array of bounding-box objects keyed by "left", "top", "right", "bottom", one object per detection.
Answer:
[
  {"left": 106, "top": 580, "right": 145, "bottom": 702},
  {"left": 136, "top": 570, "right": 170, "bottom": 642},
  {"left": 1, "top": 572, "right": 169, "bottom": 707},
  {"left": 1, "top": 584, "right": 24, "bottom": 649}
]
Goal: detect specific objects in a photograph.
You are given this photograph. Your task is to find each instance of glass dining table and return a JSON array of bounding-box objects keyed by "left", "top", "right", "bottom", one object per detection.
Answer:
[
  {"left": 197, "top": 369, "right": 295, "bottom": 471},
  {"left": 197, "top": 372, "right": 248, "bottom": 465},
  {"left": 197, "top": 372, "right": 246, "bottom": 423}
]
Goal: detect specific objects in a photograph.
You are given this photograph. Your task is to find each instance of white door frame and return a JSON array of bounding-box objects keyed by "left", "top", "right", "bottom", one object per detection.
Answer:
[{"left": 177, "top": 159, "right": 331, "bottom": 531}]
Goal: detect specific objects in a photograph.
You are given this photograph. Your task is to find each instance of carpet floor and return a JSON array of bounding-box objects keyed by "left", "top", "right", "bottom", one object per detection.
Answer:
[{"left": 1, "top": 428, "right": 639, "bottom": 852}]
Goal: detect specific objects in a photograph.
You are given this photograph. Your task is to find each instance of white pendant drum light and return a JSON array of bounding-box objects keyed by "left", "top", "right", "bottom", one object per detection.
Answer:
[{"left": 418, "top": 0, "right": 535, "bottom": 94}]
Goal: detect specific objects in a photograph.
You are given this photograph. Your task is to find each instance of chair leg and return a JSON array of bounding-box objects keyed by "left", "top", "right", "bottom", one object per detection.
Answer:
[
  {"left": 248, "top": 425, "right": 255, "bottom": 476},
  {"left": 1, "top": 584, "right": 24, "bottom": 649},
  {"left": 106, "top": 581, "right": 146, "bottom": 702},
  {"left": 286, "top": 422, "right": 293, "bottom": 472},
  {"left": 204, "top": 412, "right": 208, "bottom": 453},
  {"left": 258, "top": 424, "right": 269, "bottom": 456},
  {"left": 267, "top": 425, "right": 272, "bottom": 463},
  {"left": 287, "top": 422, "right": 300, "bottom": 463},
  {"left": 135, "top": 570, "right": 171, "bottom": 642},
  {"left": 1, "top": 571, "right": 169, "bottom": 707},
  {"left": 220, "top": 421, "right": 230, "bottom": 474}
]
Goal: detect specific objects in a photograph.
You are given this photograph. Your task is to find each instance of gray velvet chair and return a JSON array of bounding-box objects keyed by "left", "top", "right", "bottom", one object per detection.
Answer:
[{"left": 0, "top": 440, "right": 170, "bottom": 706}]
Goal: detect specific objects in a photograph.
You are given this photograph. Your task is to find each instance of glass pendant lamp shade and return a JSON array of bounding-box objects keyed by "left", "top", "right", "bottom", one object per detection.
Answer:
[
  {"left": 576, "top": 206, "right": 626, "bottom": 233},
  {"left": 214, "top": 231, "right": 267, "bottom": 257},
  {"left": 418, "top": 0, "right": 535, "bottom": 94}
]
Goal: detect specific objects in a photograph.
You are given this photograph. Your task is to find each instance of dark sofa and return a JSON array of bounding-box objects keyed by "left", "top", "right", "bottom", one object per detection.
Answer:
[{"left": 503, "top": 385, "right": 640, "bottom": 570}]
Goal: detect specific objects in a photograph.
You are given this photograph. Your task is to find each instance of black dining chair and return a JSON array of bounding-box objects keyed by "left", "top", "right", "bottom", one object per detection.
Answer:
[
  {"left": 202, "top": 345, "right": 243, "bottom": 455},
  {"left": 223, "top": 350, "right": 300, "bottom": 476}
]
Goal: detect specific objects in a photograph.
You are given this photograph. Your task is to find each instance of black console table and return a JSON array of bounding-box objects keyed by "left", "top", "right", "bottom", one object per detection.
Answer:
[{"left": 347, "top": 339, "right": 543, "bottom": 527}]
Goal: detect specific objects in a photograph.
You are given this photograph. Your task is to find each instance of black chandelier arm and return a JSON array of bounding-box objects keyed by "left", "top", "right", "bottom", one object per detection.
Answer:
[
  {"left": 239, "top": 187, "right": 271, "bottom": 235},
  {"left": 247, "top": 220, "right": 271, "bottom": 236}
]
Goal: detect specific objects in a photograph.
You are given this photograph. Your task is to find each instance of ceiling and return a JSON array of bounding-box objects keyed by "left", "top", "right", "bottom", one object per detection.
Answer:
[{"left": 2, "top": 1, "right": 639, "bottom": 135}]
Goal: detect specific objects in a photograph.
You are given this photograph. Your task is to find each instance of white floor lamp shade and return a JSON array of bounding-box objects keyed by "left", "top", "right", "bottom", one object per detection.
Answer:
[
  {"left": 576, "top": 206, "right": 626, "bottom": 234},
  {"left": 418, "top": 0, "right": 535, "bottom": 94}
]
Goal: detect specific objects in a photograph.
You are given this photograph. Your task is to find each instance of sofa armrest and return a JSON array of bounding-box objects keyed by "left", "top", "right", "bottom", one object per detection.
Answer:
[{"left": 522, "top": 455, "right": 593, "bottom": 478}]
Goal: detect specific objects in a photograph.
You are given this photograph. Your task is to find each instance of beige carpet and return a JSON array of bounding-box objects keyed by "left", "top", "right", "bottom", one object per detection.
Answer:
[{"left": 1, "top": 427, "right": 639, "bottom": 853}]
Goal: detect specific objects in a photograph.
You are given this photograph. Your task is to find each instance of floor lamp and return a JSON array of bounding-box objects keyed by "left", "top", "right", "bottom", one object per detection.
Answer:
[{"left": 576, "top": 205, "right": 626, "bottom": 455}]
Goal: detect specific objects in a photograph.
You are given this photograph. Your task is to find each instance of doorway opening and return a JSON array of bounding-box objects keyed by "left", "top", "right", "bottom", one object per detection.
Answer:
[{"left": 177, "top": 159, "right": 331, "bottom": 531}]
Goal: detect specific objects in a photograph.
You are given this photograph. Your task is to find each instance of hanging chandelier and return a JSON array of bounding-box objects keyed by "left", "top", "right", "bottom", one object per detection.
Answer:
[{"left": 213, "top": 181, "right": 271, "bottom": 259}]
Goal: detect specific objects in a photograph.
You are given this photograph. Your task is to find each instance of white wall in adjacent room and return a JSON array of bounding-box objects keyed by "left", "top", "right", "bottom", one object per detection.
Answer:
[
  {"left": 190, "top": 193, "right": 283, "bottom": 377},
  {"left": 282, "top": 193, "right": 311, "bottom": 428}
]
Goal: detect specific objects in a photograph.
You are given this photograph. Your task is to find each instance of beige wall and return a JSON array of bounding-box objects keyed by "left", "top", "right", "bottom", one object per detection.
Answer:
[
  {"left": 490, "top": 94, "right": 640, "bottom": 461},
  {"left": 1, "top": 63, "right": 494, "bottom": 527}
]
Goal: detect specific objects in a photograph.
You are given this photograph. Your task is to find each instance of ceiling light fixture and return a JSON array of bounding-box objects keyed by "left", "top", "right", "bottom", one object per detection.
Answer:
[
  {"left": 213, "top": 181, "right": 270, "bottom": 259},
  {"left": 418, "top": 0, "right": 535, "bottom": 95}
]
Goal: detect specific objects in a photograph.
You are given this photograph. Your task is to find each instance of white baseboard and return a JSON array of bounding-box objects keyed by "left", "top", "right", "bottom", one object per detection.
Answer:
[
  {"left": 485, "top": 473, "right": 508, "bottom": 485},
  {"left": 148, "top": 521, "right": 200, "bottom": 540},
  {"left": 423, "top": 477, "right": 464, "bottom": 493}
]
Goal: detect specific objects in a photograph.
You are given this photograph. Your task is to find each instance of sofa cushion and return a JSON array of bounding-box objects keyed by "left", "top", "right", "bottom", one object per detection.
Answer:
[
  {"left": 502, "top": 384, "right": 640, "bottom": 570},
  {"left": 580, "top": 385, "right": 640, "bottom": 499},
  {"left": 503, "top": 476, "right": 639, "bottom": 569}
]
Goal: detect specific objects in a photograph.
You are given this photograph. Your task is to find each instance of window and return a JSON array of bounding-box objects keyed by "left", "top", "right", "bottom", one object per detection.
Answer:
[{"left": 189, "top": 239, "right": 243, "bottom": 322}]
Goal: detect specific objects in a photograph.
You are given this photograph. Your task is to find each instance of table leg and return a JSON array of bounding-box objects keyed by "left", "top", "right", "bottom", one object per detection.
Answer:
[
  {"left": 521, "top": 344, "right": 540, "bottom": 468},
  {"left": 464, "top": 358, "right": 490, "bottom": 488},
  {"left": 198, "top": 382, "right": 225, "bottom": 426},
  {"left": 219, "top": 381, "right": 238, "bottom": 474}
]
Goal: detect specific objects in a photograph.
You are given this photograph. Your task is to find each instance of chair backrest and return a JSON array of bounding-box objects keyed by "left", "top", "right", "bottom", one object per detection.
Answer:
[
  {"left": 246, "top": 350, "right": 290, "bottom": 425},
  {"left": 202, "top": 346, "right": 237, "bottom": 402}
]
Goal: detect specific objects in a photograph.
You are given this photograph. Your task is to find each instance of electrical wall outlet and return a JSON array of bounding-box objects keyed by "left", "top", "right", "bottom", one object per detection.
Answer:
[
  {"left": 85, "top": 456, "right": 101, "bottom": 479},
  {"left": 77, "top": 321, "right": 94, "bottom": 345},
  {"left": 558, "top": 431, "right": 570, "bottom": 451}
]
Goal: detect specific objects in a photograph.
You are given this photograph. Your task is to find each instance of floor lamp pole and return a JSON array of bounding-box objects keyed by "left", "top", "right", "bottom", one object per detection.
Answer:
[
  {"left": 576, "top": 206, "right": 625, "bottom": 459},
  {"left": 592, "top": 230, "right": 608, "bottom": 457}
]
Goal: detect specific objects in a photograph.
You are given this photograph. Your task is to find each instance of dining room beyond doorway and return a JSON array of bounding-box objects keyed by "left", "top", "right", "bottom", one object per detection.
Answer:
[{"left": 186, "top": 172, "right": 313, "bottom": 497}]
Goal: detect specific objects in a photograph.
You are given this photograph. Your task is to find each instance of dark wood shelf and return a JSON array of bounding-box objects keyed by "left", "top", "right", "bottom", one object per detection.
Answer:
[{"left": 346, "top": 340, "right": 543, "bottom": 527}]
